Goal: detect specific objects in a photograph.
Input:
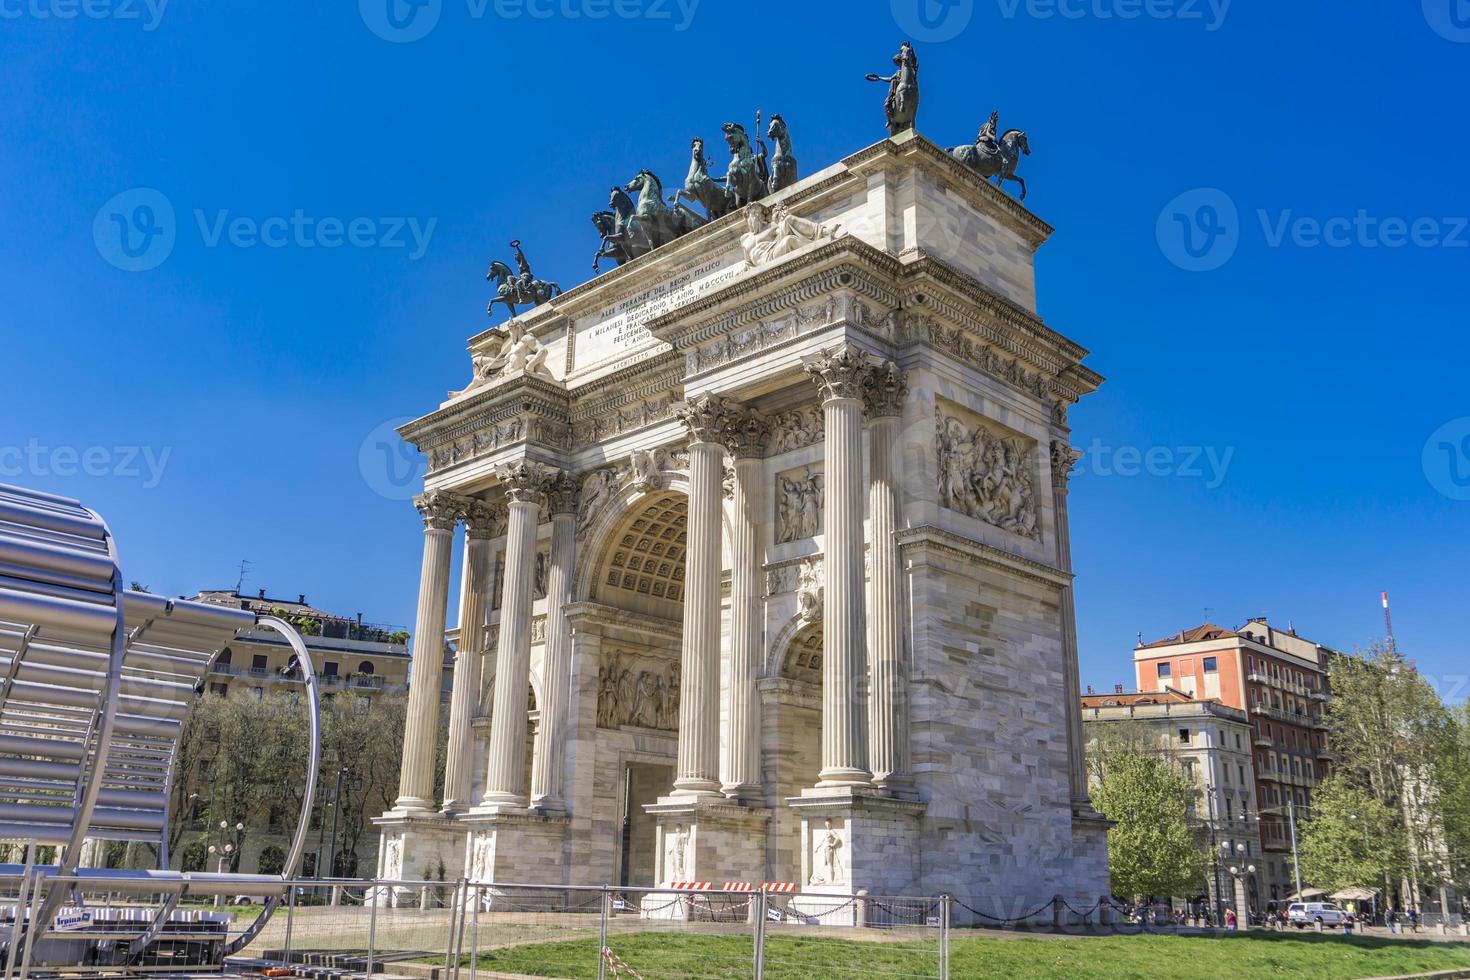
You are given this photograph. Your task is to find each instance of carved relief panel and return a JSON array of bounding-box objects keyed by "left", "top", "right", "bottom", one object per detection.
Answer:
[
  {"left": 775, "top": 465, "right": 824, "bottom": 543},
  {"left": 934, "top": 399, "right": 1041, "bottom": 540},
  {"left": 596, "top": 649, "right": 680, "bottom": 732}
]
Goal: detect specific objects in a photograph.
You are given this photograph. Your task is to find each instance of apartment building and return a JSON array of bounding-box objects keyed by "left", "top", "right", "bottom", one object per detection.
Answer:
[{"left": 1133, "top": 618, "right": 1337, "bottom": 903}]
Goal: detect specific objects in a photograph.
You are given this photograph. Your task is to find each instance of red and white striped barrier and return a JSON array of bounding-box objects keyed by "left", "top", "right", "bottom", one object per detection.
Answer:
[
  {"left": 667, "top": 881, "right": 712, "bottom": 891},
  {"left": 721, "top": 882, "right": 756, "bottom": 892},
  {"left": 762, "top": 882, "right": 798, "bottom": 894},
  {"left": 602, "top": 946, "right": 645, "bottom": 979}
]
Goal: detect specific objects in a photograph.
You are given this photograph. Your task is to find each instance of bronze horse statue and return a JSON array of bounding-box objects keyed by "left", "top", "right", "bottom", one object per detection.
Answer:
[
  {"left": 950, "top": 121, "right": 1032, "bottom": 201},
  {"left": 592, "top": 186, "right": 641, "bottom": 272},
  {"left": 624, "top": 169, "right": 705, "bottom": 251},
  {"left": 672, "top": 137, "right": 733, "bottom": 220},
  {"left": 766, "top": 113, "right": 798, "bottom": 193},
  {"left": 721, "top": 122, "right": 769, "bottom": 209}
]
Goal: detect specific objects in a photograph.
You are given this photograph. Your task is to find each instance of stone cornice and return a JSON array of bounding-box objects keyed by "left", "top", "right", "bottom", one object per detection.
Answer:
[
  {"left": 899, "top": 253, "right": 1092, "bottom": 369},
  {"left": 563, "top": 601, "right": 683, "bottom": 641},
  {"left": 399, "top": 375, "right": 570, "bottom": 450},
  {"left": 896, "top": 525, "right": 1072, "bottom": 589}
]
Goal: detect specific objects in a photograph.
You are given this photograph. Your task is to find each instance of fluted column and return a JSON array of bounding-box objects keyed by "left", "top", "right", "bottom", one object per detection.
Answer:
[
  {"left": 720, "top": 407, "right": 770, "bottom": 802},
  {"left": 865, "top": 362, "right": 912, "bottom": 795},
  {"left": 1051, "top": 440, "right": 1090, "bottom": 807},
  {"left": 805, "top": 345, "right": 874, "bottom": 788},
  {"left": 672, "top": 395, "right": 729, "bottom": 799},
  {"left": 530, "top": 473, "right": 579, "bottom": 812},
  {"left": 480, "top": 462, "right": 550, "bottom": 809},
  {"left": 395, "top": 491, "right": 463, "bottom": 813},
  {"left": 443, "top": 501, "right": 501, "bottom": 813}
]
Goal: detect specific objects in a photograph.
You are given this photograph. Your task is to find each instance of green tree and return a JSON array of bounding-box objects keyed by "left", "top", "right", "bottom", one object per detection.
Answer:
[
  {"left": 1324, "top": 645, "right": 1460, "bottom": 907},
  {"left": 1295, "top": 776, "right": 1406, "bottom": 893},
  {"left": 1091, "top": 750, "right": 1210, "bottom": 900}
]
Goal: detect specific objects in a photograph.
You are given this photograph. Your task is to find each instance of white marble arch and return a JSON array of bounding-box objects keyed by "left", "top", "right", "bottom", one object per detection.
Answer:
[{"left": 571, "top": 470, "right": 734, "bottom": 607}]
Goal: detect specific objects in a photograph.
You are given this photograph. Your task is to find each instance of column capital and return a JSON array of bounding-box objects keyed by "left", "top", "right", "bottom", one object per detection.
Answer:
[
  {"left": 803, "top": 343, "right": 874, "bottom": 403},
  {"left": 546, "top": 471, "right": 581, "bottom": 515},
  {"left": 1051, "top": 440, "right": 1083, "bottom": 489},
  {"left": 497, "top": 461, "right": 554, "bottom": 505},
  {"left": 720, "top": 406, "right": 772, "bottom": 460},
  {"left": 464, "top": 500, "right": 507, "bottom": 540},
  {"left": 415, "top": 490, "right": 464, "bottom": 532},
  {"left": 677, "top": 394, "right": 734, "bottom": 446},
  {"left": 863, "top": 361, "right": 908, "bottom": 418}
]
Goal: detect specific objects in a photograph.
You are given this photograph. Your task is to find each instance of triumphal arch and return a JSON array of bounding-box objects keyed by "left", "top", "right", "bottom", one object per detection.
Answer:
[{"left": 374, "top": 125, "right": 1109, "bottom": 906}]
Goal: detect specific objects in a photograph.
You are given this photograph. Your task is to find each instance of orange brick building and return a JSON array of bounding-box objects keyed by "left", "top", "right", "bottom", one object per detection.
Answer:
[{"left": 1132, "top": 618, "right": 1337, "bottom": 902}]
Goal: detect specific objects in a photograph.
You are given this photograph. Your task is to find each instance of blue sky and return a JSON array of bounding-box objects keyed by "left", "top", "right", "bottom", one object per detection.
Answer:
[{"left": 3, "top": 1, "right": 1467, "bottom": 702}]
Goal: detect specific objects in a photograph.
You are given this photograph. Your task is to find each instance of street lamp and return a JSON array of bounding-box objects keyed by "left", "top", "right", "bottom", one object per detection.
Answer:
[
  {"left": 325, "top": 765, "right": 349, "bottom": 881},
  {"left": 207, "top": 820, "right": 244, "bottom": 908},
  {"left": 1228, "top": 862, "right": 1258, "bottom": 928}
]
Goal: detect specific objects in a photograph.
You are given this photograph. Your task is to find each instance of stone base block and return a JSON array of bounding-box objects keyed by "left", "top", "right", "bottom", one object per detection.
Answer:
[
  {"left": 462, "top": 809, "right": 571, "bottom": 886},
  {"left": 371, "top": 812, "right": 467, "bottom": 906},
  {"left": 642, "top": 798, "right": 771, "bottom": 920},
  {"left": 788, "top": 788, "right": 926, "bottom": 898}
]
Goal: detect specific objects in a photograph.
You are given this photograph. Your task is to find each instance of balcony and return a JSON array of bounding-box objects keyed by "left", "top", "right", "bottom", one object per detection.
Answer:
[
  {"left": 1256, "top": 768, "right": 1282, "bottom": 783},
  {"left": 1252, "top": 703, "right": 1325, "bottom": 729},
  {"left": 1317, "top": 747, "right": 1337, "bottom": 762},
  {"left": 1253, "top": 733, "right": 1274, "bottom": 748}
]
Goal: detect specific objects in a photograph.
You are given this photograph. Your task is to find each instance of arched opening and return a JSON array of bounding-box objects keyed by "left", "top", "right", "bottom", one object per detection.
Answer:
[
  {"left": 579, "top": 490, "right": 688, "bottom": 888},
  {"left": 592, "top": 492, "right": 688, "bottom": 619},
  {"left": 358, "top": 660, "right": 375, "bottom": 675},
  {"left": 767, "top": 621, "right": 824, "bottom": 873}
]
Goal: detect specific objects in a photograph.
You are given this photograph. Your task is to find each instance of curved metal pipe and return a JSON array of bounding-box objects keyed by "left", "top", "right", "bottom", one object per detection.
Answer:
[{"left": 222, "top": 614, "right": 321, "bottom": 957}]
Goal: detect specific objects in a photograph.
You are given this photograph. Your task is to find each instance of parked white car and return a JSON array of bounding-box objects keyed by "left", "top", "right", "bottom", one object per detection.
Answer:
[{"left": 1287, "top": 902, "right": 1348, "bottom": 928}]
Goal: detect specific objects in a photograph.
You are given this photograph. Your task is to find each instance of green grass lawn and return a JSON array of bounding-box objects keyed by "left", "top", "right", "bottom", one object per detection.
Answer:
[{"left": 449, "top": 929, "right": 1470, "bottom": 979}]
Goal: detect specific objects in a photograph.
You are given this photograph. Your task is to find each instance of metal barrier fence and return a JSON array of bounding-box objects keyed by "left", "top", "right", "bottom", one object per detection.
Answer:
[
  {"left": 210, "top": 879, "right": 957, "bottom": 980},
  {"left": 1, "top": 874, "right": 1163, "bottom": 980}
]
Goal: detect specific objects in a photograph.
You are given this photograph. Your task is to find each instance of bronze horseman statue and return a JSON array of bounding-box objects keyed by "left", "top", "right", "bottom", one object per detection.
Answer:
[
  {"left": 949, "top": 110, "right": 1033, "bottom": 201},
  {"left": 866, "top": 41, "right": 919, "bottom": 137},
  {"left": 487, "top": 240, "right": 561, "bottom": 319}
]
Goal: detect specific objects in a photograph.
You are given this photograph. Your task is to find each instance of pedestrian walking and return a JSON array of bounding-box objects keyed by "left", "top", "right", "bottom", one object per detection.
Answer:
[{"left": 1226, "top": 909, "right": 1238, "bottom": 932}]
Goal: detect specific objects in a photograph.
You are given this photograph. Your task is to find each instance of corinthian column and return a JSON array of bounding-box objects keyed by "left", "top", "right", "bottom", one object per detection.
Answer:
[
  {"left": 804, "top": 344, "right": 874, "bottom": 788},
  {"left": 720, "top": 406, "right": 770, "bottom": 802},
  {"left": 443, "top": 501, "right": 500, "bottom": 813},
  {"left": 480, "top": 462, "right": 550, "bottom": 809},
  {"left": 864, "top": 362, "right": 912, "bottom": 795},
  {"left": 395, "top": 491, "right": 463, "bottom": 813},
  {"left": 671, "top": 395, "right": 729, "bottom": 799},
  {"left": 530, "top": 473, "right": 579, "bottom": 812},
  {"left": 1051, "top": 439, "right": 1090, "bottom": 807}
]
